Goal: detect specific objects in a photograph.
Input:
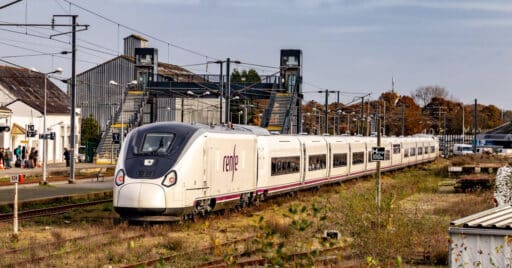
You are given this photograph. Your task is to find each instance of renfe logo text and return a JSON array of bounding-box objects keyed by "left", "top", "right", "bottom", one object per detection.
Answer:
[{"left": 223, "top": 145, "right": 238, "bottom": 174}]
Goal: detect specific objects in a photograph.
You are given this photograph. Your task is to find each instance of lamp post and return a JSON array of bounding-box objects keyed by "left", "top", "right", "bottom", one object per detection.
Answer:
[
  {"left": 461, "top": 103, "right": 465, "bottom": 143},
  {"left": 239, "top": 104, "right": 254, "bottom": 125},
  {"left": 335, "top": 110, "right": 343, "bottom": 135},
  {"left": 187, "top": 90, "right": 210, "bottom": 123},
  {"left": 345, "top": 111, "right": 354, "bottom": 135},
  {"left": 238, "top": 110, "right": 243, "bottom": 124},
  {"left": 34, "top": 67, "right": 63, "bottom": 185}
]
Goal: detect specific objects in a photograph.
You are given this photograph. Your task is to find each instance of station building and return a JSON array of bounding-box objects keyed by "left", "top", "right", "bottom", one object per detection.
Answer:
[
  {"left": 75, "top": 34, "right": 214, "bottom": 133},
  {"left": 0, "top": 65, "right": 77, "bottom": 163}
]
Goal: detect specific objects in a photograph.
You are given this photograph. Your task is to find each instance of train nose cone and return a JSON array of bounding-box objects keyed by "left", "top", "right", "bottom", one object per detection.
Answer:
[{"left": 117, "top": 183, "right": 166, "bottom": 208}]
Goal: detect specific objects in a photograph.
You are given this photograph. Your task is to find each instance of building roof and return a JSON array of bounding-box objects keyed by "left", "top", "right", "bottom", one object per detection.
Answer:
[
  {"left": 450, "top": 205, "right": 512, "bottom": 230},
  {"left": 124, "top": 34, "right": 148, "bottom": 42},
  {"left": 0, "top": 66, "right": 70, "bottom": 114},
  {"left": 76, "top": 55, "right": 205, "bottom": 83},
  {"left": 485, "top": 122, "right": 512, "bottom": 135},
  {"left": 157, "top": 61, "right": 205, "bottom": 83},
  {"left": 11, "top": 123, "right": 26, "bottom": 135}
]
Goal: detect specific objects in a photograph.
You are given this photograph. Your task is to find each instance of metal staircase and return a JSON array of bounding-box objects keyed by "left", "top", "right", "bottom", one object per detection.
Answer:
[
  {"left": 261, "top": 85, "right": 297, "bottom": 134},
  {"left": 95, "top": 88, "right": 148, "bottom": 164}
]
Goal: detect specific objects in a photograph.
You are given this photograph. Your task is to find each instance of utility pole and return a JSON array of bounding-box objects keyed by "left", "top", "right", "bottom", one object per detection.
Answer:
[
  {"left": 401, "top": 103, "right": 405, "bottom": 136},
  {"left": 218, "top": 61, "right": 223, "bottom": 124},
  {"left": 360, "top": 97, "right": 364, "bottom": 135},
  {"left": 352, "top": 93, "right": 370, "bottom": 136},
  {"left": 383, "top": 101, "right": 386, "bottom": 135},
  {"left": 444, "top": 113, "right": 447, "bottom": 157},
  {"left": 474, "top": 99, "right": 478, "bottom": 153},
  {"left": 336, "top": 91, "right": 340, "bottom": 135},
  {"left": 53, "top": 15, "right": 81, "bottom": 184},
  {"left": 318, "top": 89, "right": 336, "bottom": 134},
  {"left": 225, "top": 58, "right": 231, "bottom": 123},
  {"left": 69, "top": 15, "right": 77, "bottom": 183},
  {"left": 376, "top": 114, "right": 382, "bottom": 212}
]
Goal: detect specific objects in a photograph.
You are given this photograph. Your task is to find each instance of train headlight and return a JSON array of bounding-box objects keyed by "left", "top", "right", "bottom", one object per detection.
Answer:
[
  {"left": 162, "top": 170, "right": 177, "bottom": 187},
  {"left": 115, "top": 169, "right": 125, "bottom": 186}
]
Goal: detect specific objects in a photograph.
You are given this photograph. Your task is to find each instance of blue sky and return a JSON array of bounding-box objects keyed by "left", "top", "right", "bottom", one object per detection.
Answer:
[{"left": 1, "top": 0, "right": 511, "bottom": 109}]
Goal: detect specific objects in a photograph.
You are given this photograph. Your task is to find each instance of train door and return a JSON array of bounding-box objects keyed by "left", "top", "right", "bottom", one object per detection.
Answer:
[
  {"left": 327, "top": 143, "right": 332, "bottom": 178},
  {"left": 348, "top": 143, "right": 352, "bottom": 175},
  {"left": 301, "top": 141, "right": 306, "bottom": 184},
  {"left": 204, "top": 137, "right": 217, "bottom": 197}
]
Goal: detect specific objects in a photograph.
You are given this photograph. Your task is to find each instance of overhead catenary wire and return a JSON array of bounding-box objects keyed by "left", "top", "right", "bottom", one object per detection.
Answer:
[
  {"left": 0, "top": 26, "right": 118, "bottom": 59},
  {"left": 0, "top": 39, "right": 101, "bottom": 65},
  {"left": 60, "top": 0, "right": 220, "bottom": 61}
]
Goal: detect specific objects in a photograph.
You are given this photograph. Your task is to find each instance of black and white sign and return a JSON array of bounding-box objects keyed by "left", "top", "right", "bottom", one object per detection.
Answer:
[
  {"left": 371, "top": 147, "right": 385, "bottom": 161},
  {"left": 10, "top": 175, "right": 18, "bottom": 183}
]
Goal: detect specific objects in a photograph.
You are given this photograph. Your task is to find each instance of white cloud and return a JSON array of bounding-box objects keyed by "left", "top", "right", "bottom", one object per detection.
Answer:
[
  {"left": 359, "top": 0, "right": 512, "bottom": 13},
  {"left": 456, "top": 18, "right": 512, "bottom": 28},
  {"left": 321, "top": 25, "right": 381, "bottom": 34},
  {"left": 108, "top": 0, "right": 512, "bottom": 12}
]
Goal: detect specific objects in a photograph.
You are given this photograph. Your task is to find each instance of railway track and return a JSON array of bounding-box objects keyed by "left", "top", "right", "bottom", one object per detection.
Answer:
[
  {"left": 120, "top": 235, "right": 258, "bottom": 268},
  {"left": 5, "top": 232, "right": 145, "bottom": 267},
  {"left": 0, "top": 199, "right": 112, "bottom": 222}
]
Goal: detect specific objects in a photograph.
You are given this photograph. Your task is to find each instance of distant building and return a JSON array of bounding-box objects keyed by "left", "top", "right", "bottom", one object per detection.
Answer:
[
  {"left": 0, "top": 66, "right": 77, "bottom": 163},
  {"left": 477, "top": 121, "right": 512, "bottom": 149}
]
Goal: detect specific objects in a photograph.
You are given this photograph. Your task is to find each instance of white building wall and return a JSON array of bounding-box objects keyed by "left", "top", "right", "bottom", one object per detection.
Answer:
[
  {"left": 0, "top": 86, "right": 16, "bottom": 106},
  {"left": 5, "top": 101, "right": 80, "bottom": 163},
  {"left": 450, "top": 229, "right": 512, "bottom": 267}
]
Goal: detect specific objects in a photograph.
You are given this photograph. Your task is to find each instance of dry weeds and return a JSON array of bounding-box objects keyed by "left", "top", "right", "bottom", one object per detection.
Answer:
[{"left": 0, "top": 158, "right": 498, "bottom": 266}]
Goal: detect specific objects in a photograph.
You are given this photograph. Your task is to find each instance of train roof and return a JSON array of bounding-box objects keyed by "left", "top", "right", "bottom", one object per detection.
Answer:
[{"left": 136, "top": 122, "right": 270, "bottom": 136}]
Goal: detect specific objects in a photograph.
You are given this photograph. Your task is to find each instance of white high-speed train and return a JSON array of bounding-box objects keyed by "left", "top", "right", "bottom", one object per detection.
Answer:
[{"left": 113, "top": 122, "right": 438, "bottom": 221}]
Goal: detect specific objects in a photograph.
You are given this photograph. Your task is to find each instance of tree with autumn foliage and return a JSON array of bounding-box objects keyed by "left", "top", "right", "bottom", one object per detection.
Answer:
[{"left": 479, "top": 105, "right": 502, "bottom": 130}]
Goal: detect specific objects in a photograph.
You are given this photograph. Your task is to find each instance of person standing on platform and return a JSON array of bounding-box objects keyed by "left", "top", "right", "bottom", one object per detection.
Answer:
[
  {"left": 28, "top": 147, "right": 35, "bottom": 169},
  {"left": 32, "top": 148, "right": 39, "bottom": 168},
  {"left": 4, "top": 147, "right": 12, "bottom": 169},
  {"left": 21, "top": 146, "right": 26, "bottom": 161},
  {"left": 0, "top": 148, "right": 4, "bottom": 168},
  {"left": 64, "top": 147, "right": 70, "bottom": 167},
  {"left": 14, "top": 145, "right": 21, "bottom": 161}
]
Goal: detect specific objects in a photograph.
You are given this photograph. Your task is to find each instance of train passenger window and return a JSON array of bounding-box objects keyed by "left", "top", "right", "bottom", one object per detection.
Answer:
[
  {"left": 271, "top": 156, "right": 300, "bottom": 176},
  {"left": 333, "top": 153, "right": 347, "bottom": 168},
  {"left": 430, "top": 146, "right": 435, "bottom": 153},
  {"left": 352, "top": 152, "right": 364, "bottom": 165},
  {"left": 308, "top": 154, "right": 326, "bottom": 171},
  {"left": 424, "top": 146, "right": 429, "bottom": 154},
  {"left": 393, "top": 144, "right": 401, "bottom": 154},
  {"left": 410, "top": 148, "right": 416, "bottom": 156},
  {"left": 418, "top": 147, "right": 423, "bottom": 155},
  {"left": 404, "top": 148, "right": 409, "bottom": 158},
  {"left": 140, "top": 133, "right": 175, "bottom": 154}
]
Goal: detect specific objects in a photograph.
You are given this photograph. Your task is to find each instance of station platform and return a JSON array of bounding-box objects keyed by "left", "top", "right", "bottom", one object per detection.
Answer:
[
  {"left": 0, "top": 162, "right": 115, "bottom": 178},
  {"left": 0, "top": 163, "right": 115, "bottom": 206}
]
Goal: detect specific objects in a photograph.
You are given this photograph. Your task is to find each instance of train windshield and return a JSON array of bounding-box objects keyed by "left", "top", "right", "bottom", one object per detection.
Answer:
[{"left": 140, "top": 133, "right": 175, "bottom": 154}]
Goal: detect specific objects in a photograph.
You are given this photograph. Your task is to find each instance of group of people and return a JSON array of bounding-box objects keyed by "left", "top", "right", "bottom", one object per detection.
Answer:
[
  {"left": 0, "top": 145, "right": 39, "bottom": 169},
  {"left": 0, "top": 145, "right": 72, "bottom": 169}
]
